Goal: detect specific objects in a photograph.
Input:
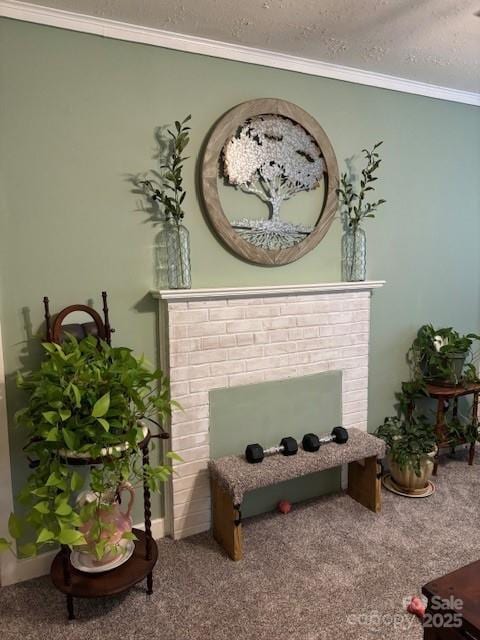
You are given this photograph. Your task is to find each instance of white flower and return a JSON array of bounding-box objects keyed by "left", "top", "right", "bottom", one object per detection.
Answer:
[{"left": 433, "top": 335, "right": 447, "bottom": 352}]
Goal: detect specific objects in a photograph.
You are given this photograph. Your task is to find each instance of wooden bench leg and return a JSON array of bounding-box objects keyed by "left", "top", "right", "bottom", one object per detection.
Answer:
[
  {"left": 347, "top": 455, "right": 382, "bottom": 513},
  {"left": 211, "top": 479, "right": 243, "bottom": 561}
]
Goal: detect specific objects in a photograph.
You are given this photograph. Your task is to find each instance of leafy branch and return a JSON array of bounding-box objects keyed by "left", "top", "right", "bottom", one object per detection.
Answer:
[
  {"left": 141, "top": 115, "right": 191, "bottom": 224},
  {"left": 337, "top": 141, "right": 386, "bottom": 230}
]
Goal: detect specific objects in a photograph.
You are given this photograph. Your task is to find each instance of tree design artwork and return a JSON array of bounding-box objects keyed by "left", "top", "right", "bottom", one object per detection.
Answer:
[{"left": 222, "top": 114, "right": 325, "bottom": 249}]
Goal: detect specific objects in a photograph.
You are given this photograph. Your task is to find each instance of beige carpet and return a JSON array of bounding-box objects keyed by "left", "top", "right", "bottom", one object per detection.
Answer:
[{"left": 1, "top": 450, "right": 479, "bottom": 640}]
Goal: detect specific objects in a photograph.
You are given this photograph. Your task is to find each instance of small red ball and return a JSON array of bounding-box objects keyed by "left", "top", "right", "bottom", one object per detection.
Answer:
[
  {"left": 277, "top": 500, "right": 292, "bottom": 514},
  {"left": 407, "top": 596, "right": 426, "bottom": 619}
]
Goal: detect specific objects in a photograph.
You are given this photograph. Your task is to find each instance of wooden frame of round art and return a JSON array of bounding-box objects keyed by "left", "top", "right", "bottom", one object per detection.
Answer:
[{"left": 200, "top": 98, "right": 339, "bottom": 266}]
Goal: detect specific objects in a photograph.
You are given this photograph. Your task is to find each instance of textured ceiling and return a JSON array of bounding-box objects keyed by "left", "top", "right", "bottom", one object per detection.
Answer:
[{"left": 20, "top": 0, "right": 480, "bottom": 92}]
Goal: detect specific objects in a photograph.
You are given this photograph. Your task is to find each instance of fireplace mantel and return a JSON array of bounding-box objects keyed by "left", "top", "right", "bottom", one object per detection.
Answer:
[
  {"left": 151, "top": 280, "right": 385, "bottom": 540},
  {"left": 151, "top": 280, "right": 385, "bottom": 302}
]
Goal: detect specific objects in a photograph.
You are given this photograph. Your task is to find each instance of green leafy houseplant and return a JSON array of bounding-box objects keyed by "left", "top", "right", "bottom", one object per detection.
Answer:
[
  {"left": 444, "top": 414, "right": 479, "bottom": 447},
  {"left": 0, "top": 335, "right": 179, "bottom": 558},
  {"left": 376, "top": 382, "right": 436, "bottom": 478},
  {"left": 408, "top": 324, "right": 480, "bottom": 386}
]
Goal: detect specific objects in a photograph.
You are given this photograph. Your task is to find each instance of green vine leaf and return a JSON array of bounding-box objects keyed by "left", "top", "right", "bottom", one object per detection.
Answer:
[
  {"left": 121, "top": 531, "right": 138, "bottom": 541},
  {"left": 96, "top": 417, "right": 110, "bottom": 432},
  {"left": 33, "top": 501, "right": 50, "bottom": 514},
  {"left": 8, "top": 513, "right": 22, "bottom": 539},
  {"left": 46, "top": 471, "right": 63, "bottom": 487},
  {"left": 92, "top": 392, "right": 110, "bottom": 418},
  {"left": 42, "top": 411, "right": 58, "bottom": 425},
  {"left": 46, "top": 427, "right": 59, "bottom": 442},
  {"left": 70, "top": 383, "right": 81, "bottom": 407},
  {"left": 70, "top": 471, "right": 84, "bottom": 492},
  {"left": 166, "top": 451, "right": 183, "bottom": 463},
  {"left": 58, "top": 528, "right": 85, "bottom": 546},
  {"left": 59, "top": 408, "right": 71, "bottom": 421},
  {"left": 95, "top": 540, "right": 107, "bottom": 560},
  {"left": 62, "top": 428, "right": 77, "bottom": 451},
  {"left": 36, "top": 528, "right": 55, "bottom": 544},
  {"left": 31, "top": 487, "right": 49, "bottom": 498},
  {"left": 18, "top": 543, "right": 37, "bottom": 558},
  {"left": 55, "top": 501, "right": 73, "bottom": 516},
  {"left": 0, "top": 537, "right": 11, "bottom": 551}
]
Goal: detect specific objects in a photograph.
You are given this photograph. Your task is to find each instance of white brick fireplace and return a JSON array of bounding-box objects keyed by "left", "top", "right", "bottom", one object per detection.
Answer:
[{"left": 152, "top": 281, "right": 385, "bottom": 540}]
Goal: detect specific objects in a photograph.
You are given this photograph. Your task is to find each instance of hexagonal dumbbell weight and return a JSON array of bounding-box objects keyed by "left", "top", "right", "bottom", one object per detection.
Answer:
[
  {"left": 302, "top": 426, "right": 349, "bottom": 452},
  {"left": 245, "top": 436, "right": 298, "bottom": 464}
]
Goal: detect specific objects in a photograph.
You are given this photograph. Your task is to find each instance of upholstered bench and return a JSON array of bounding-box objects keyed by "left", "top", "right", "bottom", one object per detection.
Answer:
[{"left": 208, "top": 428, "right": 386, "bottom": 560}]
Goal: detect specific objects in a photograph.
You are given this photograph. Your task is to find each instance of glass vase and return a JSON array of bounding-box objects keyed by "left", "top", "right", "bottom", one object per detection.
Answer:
[
  {"left": 165, "top": 220, "right": 191, "bottom": 289},
  {"left": 342, "top": 226, "right": 366, "bottom": 282},
  {"left": 154, "top": 223, "right": 169, "bottom": 289}
]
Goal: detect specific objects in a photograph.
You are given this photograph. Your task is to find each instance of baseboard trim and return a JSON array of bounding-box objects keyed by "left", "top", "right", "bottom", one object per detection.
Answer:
[
  {"left": 135, "top": 516, "right": 165, "bottom": 541},
  {"left": 0, "top": 0, "right": 478, "bottom": 106},
  {"left": 2, "top": 548, "right": 56, "bottom": 586},
  {"left": 1, "top": 517, "right": 165, "bottom": 587},
  {"left": 173, "top": 522, "right": 211, "bottom": 540}
]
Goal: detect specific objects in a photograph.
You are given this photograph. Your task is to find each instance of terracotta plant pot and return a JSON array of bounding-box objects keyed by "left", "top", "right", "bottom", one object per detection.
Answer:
[{"left": 388, "top": 450, "right": 436, "bottom": 492}]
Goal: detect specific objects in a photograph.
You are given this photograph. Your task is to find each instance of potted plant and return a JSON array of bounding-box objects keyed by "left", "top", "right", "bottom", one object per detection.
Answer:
[
  {"left": 141, "top": 115, "right": 192, "bottom": 289},
  {"left": 445, "top": 414, "right": 479, "bottom": 448},
  {"left": 336, "top": 141, "right": 386, "bottom": 282},
  {"left": 376, "top": 382, "right": 437, "bottom": 494},
  {"left": 0, "top": 334, "right": 178, "bottom": 563},
  {"left": 408, "top": 324, "right": 480, "bottom": 386}
]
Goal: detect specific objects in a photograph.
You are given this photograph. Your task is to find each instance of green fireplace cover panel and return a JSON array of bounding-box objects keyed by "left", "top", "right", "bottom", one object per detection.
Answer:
[{"left": 209, "top": 370, "right": 343, "bottom": 518}]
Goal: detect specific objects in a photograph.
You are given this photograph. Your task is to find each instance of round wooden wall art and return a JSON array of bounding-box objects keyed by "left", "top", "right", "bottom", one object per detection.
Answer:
[{"left": 200, "top": 98, "right": 339, "bottom": 266}]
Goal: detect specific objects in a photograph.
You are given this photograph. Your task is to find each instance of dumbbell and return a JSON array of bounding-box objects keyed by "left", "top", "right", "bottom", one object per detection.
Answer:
[
  {"left": 245, "top": 436, "right": 298, "bottom": 464},
  {"left": 302, "top": 426, "right": 349, "bottom": 452}
]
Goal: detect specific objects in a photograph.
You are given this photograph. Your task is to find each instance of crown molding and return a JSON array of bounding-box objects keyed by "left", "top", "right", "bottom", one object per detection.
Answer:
[{"left": 0, "top": 0, "right": 479, "bottom": 107}]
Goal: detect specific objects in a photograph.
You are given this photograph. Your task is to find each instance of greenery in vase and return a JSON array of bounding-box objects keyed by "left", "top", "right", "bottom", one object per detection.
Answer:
[
  {"left": 141, "top": 114, "right": 192, "bottom": 225},
  {"left": 407, "top": 323, "right": 480, "bottom": 385},
  {"left": 376, "top": 382, "right": 436, "bottom": 476},
  {"left": 337, "top": 141, "right": 386, "bottom": 231},
  {"left": 0, "top": 335, "right": 179, "bottom": 558}
]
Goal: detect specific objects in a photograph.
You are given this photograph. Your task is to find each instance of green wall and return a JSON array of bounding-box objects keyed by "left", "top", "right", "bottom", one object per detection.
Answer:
[{"left": 1, "top": 18, "right": 479, "bottom": 523}]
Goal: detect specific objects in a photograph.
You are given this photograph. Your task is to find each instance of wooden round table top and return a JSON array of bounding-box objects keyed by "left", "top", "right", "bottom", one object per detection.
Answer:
[
  {"left": 50, "top": 529, "right": 157, "bottom": 598},
  {"left": 426, "top": 381, "right": 480, "bottom": 398}
]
